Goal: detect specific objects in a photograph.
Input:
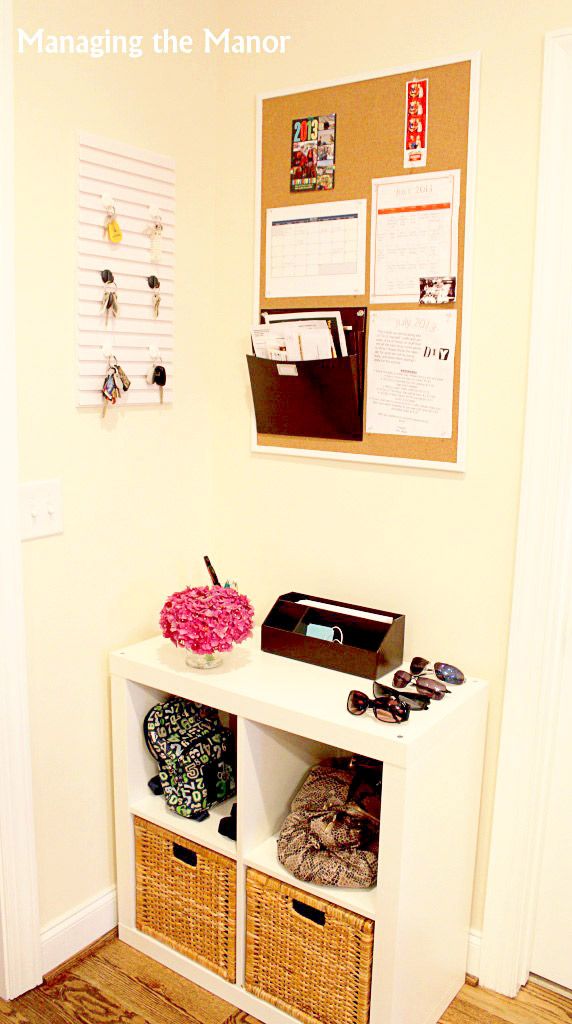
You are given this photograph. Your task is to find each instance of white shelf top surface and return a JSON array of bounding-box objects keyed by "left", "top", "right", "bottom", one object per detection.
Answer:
[
  {"left": 245, "top": 834, "right": 377, "bottom": 919},
  {"left": 131, "top": 793, "right": 237, "bottom": 861},
  {"left": 111, "top": 630, "right": 488, "bottom": 768}
]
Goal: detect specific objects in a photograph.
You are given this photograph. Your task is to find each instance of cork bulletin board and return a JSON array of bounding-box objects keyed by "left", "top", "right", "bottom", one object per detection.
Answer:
[{"left": 252, "top": 56, "right": 479, "bottom": 470}]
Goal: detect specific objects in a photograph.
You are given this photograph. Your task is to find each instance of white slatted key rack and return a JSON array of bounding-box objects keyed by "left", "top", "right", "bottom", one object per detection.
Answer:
[{"left": 77, "top": 133, "right": 175, "bottom": 407}]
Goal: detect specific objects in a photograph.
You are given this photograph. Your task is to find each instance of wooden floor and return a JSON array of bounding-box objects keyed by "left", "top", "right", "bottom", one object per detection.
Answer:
[{"left": 1, "top": 937, "right": 571, "bottom": 1024}]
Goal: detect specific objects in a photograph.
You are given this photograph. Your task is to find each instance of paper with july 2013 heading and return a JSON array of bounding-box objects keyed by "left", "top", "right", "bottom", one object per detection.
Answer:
[
  {"left": 370, "top": 171, "right": 460, "bottom": 303},
  {"left": 366, "top": 309, "right": 457, "bottom": 438}
]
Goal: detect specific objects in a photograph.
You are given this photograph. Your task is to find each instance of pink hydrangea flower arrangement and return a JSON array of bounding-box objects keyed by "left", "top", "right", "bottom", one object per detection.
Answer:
[{"left": 160, "top": 585, "right": 254, "bottom": 655}]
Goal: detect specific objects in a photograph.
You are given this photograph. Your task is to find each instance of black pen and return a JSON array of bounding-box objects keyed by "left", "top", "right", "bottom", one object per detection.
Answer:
[{"left": 204, "top": 555, "right": 220, "bottom": 586}]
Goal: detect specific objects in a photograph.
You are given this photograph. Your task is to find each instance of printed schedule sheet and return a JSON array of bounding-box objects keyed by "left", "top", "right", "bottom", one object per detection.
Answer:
[
  {"left": 370, "top": 171, "right": 460, "bottom": 304},
  {"left": 365, "top": 309, "right": 457, "bottom": 438},
  {"left": 265, "top": 199, "right": 367, "bottom": 298}
]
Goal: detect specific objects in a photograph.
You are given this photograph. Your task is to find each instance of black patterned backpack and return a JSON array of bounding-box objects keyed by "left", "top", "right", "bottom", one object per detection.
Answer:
[{"left": 143, "top": 697, "right": 236, "bottom": 820}]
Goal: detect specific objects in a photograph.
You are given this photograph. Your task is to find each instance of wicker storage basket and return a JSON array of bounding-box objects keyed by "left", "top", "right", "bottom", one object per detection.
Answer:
[
  {"left": 134, "top": 816, "right": 236, "bottom": 981},
  {"left": 245, "top": 869, "right": 374, "bottom": 1024}
]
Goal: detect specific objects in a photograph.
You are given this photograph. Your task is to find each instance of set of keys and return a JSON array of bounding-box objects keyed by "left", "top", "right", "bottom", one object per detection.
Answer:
[
  {"left": 102, "top": 358, "right": 130, "bottom": 416},
  {"left": 102, "top": 196, "right": 122, "bottom": 244},
  {"left": 147, "top": 357, "right": 167, "bottom": 403},
  {"left": 100, "top": 269, "right": 118, "bottom": 324},
  {"left": 101, "top": 356, "right": 165, "bottom": 411}
]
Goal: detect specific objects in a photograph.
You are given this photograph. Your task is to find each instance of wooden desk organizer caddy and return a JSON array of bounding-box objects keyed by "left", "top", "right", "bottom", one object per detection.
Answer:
[{"left": 261, "top": 591, "right": 405, "bottom": 680}]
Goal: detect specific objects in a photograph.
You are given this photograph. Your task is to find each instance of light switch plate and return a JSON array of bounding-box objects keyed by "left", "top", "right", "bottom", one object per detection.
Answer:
[{"left": 20, "top": 479, "right": 63, "bottom": 540}]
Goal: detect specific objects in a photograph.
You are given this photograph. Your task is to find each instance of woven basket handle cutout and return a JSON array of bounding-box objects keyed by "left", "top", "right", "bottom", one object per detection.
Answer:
[
  {"left": 291, "top": 898, "right": 325, "bottom": 926},
  {"left": 173, "top": 843, "right": 197, "bottom": 867}
]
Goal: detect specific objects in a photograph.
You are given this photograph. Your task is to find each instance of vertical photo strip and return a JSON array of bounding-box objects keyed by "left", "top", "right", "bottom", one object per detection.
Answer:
[{"left": 404, "top": 79, "right": 428, "bottom": 168}]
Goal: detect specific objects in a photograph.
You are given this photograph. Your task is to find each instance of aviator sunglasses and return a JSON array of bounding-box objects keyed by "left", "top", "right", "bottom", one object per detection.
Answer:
[
  {"left": 391, "top": 656, "right": 465, "bottom": 700},
  {"left": 347, "top": 689, "right": 410, "bottom": 724}
]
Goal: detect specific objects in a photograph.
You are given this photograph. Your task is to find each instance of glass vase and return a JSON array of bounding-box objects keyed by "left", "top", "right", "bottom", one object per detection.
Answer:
[{"left": 185, "top": 650, "right": 223, "bottom": 670}]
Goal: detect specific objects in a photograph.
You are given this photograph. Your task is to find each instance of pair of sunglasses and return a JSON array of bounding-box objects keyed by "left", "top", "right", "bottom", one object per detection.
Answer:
[
  {"left": 372, "top": 682, "right": 430, "bottom": 710},
  {"left": 392, "top": 657, "right": 465, "bottom": 700},
  {"left": 347, "top": 689, "right": 410, "bottom": 724}
]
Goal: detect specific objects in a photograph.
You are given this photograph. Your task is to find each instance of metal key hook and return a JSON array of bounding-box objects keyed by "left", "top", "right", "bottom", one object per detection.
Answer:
[
  {"left": 102, "top": 345, "right": 117, "bottom": 366},
  {"left": 148, "top": 205, "right": 163, "bottom": 228},
  {"left": 102, "top": 192, "right": 116, "bottom": 217}
]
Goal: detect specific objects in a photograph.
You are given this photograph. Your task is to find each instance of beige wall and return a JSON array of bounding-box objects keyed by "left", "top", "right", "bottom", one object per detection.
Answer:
[
  {"left": 13, "top": 0, "right": 571, "bottom": 936},
  {"left": 14, "top": 0, "right": 221, "bottom": 925},
  {"left": 205, "top": 0, "right": 572, "bottom": 931}
]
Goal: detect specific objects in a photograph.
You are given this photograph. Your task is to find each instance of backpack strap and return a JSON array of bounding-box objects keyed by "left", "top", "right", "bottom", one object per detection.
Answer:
[{"left": 143, "top": 704, "right": 163, "bottom": 759}]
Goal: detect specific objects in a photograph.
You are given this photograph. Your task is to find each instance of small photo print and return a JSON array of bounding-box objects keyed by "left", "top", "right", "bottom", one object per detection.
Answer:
[
  {"left": 419, "top": 276, "right": 457, "bottom": 304},
  {"left": 316, "top": 167, "right": 334, "bottom": 190},
  {"left": 318, "top": 114, "right": 336, "bottom": 143},
  {"left": 290, "top": 141, "right": 318, "bottom": 191},
  {"left": 409, "top": 81, "right": 425, "bottom": 99},
  {"left": 318, "top": 143, "right": 335, "bottom": 161}
]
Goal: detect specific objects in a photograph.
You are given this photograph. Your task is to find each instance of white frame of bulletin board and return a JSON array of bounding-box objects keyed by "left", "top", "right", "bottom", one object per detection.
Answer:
[
  {"left": 251, "top": 53, "right": 480, "bottom": 472},
  {"left": 76, "top": 132, "right": 175, "bottom": 408}
]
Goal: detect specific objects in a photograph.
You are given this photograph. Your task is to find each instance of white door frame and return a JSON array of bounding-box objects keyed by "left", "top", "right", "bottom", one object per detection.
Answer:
[
  {"left": 0, "top": 0, "right": 43, "bottom": 1000},
  {"left": 479, "top": 28, "right": 572, "bottom": 997}
]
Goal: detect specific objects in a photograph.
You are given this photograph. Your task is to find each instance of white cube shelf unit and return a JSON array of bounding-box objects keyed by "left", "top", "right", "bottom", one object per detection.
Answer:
[{"left": 111, "top": 632, "right": 487, "bottom": 1024}]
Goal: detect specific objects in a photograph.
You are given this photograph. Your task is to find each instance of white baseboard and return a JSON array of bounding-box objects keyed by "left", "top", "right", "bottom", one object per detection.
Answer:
[
  {"left": 40, "top": 886, "right": 117, "bottom": 975},
  {"left": 467, "top": 929, "right": 481, "bottom": 980},
  {"left": 39, "top": 887, "right": 481, "bottom": 986}
]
